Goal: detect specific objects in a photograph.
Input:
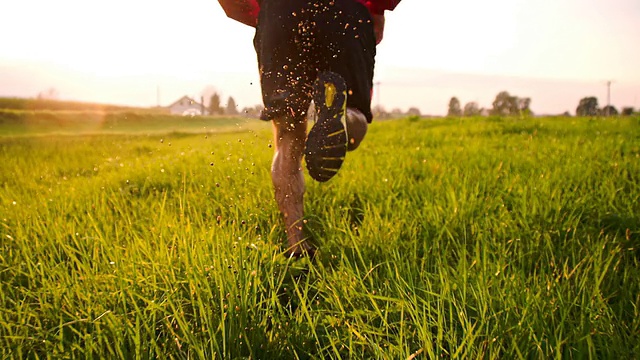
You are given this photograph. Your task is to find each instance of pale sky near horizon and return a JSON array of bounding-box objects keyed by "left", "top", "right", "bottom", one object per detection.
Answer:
[{"left": 1, "top": 0, "right": 639, "bottom": 115}]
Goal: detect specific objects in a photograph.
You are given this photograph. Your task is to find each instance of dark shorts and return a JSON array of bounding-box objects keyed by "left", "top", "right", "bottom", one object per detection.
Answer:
[{"left": 254, "top": 0, "right": 376, "bottom": 123}]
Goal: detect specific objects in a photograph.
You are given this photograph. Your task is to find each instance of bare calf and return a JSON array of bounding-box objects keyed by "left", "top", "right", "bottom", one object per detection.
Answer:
[{"left": 270, "top": 117, "right": 313, "bottom": 256}]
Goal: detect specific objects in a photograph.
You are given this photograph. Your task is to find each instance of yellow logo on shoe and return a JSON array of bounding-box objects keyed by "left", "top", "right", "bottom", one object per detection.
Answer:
[{"left": 325, "top": 83, "right": 336, "bottom": 108}]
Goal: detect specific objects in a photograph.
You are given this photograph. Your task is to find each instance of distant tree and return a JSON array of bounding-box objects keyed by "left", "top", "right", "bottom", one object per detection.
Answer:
[
  {"left": 226, "top": 96, "right": 238, "bottom": 115},
  {"left": 37, "top": 87, "right": 59, "bottom": 100},
  {"left": 517, "top": 97, "right": 532, "bottom": 116},
  {"left": 256, "top": 104, "right": 265, "bottom": 116},
  {"left": 406, "top": 107, "right": 421, "bottom": 116},
  {"left": 200, "top": 85, "right": 217, "bottom": 106},
  {"left": 621, "top": 107, "right": 634, "bottom": 116},
  {"left": 562, "top": 111, "right": 572, "bottom": 117},
  {"left": 463, "top": 102, "right": 481, "bottom": 117},
  {"left": 372, "top": 105, "right": 388, "bottom": 119},
  {"left": 447, "top": 97, "right": 462, "bottom": 117},
  {"left": 209, "top": 93, "right": 222, "bottom": 115},
  {"left": 491, "top": 91, "right": 519, "bottom": 116},
  {"left": 602, "top": 105, "right": 618, "bottom": 116},
  {"left": 576, "top": 97, "right": 599, "bottom": 116},
  {"left": 390, "top": 108, "right": 403, "bottom": 117},
  {"left": 241, "top": 104, "right": 265, "bottom": 118}
]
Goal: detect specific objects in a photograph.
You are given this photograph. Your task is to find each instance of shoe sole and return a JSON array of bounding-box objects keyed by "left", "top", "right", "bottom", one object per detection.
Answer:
[{"left": 305, "top": 71, "right": 348, "bottom": 182}]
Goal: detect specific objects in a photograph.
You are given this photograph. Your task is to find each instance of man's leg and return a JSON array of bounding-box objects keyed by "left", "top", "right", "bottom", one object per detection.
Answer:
[
  {"left": 271, "top": 116, "right": 314, "bottom": 256},
  {"left": 316, "top": 0, "right": 376, "bottom": 150},
  {"left": 254, "top": 0, "right": 316, "bottom": 254},
  {"left": 346, "top": 108, "right": 368, "bottom": 151}
]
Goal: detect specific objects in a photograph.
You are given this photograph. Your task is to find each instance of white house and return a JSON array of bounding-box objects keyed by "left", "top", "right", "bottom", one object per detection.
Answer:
[{"left": 167, "top": 96, "right": 205, "bottom": 116}]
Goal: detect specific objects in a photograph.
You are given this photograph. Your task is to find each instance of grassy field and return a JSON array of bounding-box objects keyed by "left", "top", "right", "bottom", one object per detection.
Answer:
[
  {"left": 0, "top": 115, "right": 638, "bottom": 359},
  {"left": 0, "top": 97, "right": 168, "bottom": 113},
  {"left": 0, "top": 109, "right": 264, "bottom": 137}
]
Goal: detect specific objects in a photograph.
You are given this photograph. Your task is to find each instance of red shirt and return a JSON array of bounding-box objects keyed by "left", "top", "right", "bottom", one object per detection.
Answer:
[
  {"left": 252, "top": 0, "right": 401, "bottom": 14},
  {"left": 222, "top": 0, "right": 400, "bottom": 27},
  {"left": 354, "top": 0, "right": 401, "bottom": 14}
]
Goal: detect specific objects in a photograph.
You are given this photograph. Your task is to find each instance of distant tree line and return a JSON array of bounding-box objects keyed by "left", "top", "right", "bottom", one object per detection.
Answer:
[
  {"left": 204, "top": 92, "right": 264, "bottom": 118},
  {"left": 447, "top": 91, "right": 638, "bottom": 118},
  {"left": 448, "top": 91, "right": 532, "bottom": 117},
  {"left": 574, "top": 97, "right": 635, "bottom": 117},
  {"left": 372, "top": 105, "right": 422, "bottom": 119},
  {"left": 208, "top": 93, "right": 239, "bottom": 116},
  {"left": 201, "top": 86, "right": 638, "bottom": 120}
]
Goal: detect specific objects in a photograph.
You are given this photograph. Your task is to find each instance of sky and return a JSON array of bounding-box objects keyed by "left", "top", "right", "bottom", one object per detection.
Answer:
[{"left": 1, "top": 0, "right": 639, "bottom": 115}]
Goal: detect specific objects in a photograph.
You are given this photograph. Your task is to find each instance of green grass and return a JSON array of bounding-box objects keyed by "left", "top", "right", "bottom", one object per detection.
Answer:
[
  {"left": 0, "top": 115, "right": 639, "bottom": 359},
  {"left": 0, "top": 97, "right": 166, "bottom": 113},
  {"left": 0, "top": 109, "right": 264, "bottom": 137}
]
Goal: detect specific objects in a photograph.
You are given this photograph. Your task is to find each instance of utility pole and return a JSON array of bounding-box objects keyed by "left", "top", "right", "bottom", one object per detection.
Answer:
[{"left": 605, "top": 80, "right": 614, "bottom": 116}]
